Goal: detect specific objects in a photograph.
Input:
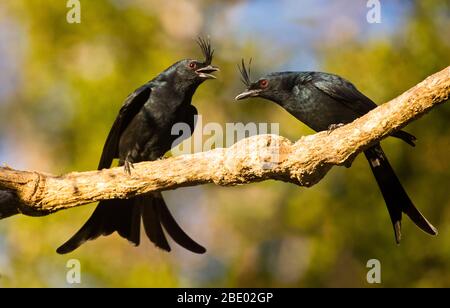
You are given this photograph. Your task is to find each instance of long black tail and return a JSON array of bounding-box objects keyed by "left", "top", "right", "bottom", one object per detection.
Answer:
[
  {"left": 364, "top": 144, "right": 437, "bottom": 243},
  {"left": 139, "top": 193, "right": 206, "bottom": 254},
  {"left": 57, "top": 193, "right": 205, "bottom": 254}
]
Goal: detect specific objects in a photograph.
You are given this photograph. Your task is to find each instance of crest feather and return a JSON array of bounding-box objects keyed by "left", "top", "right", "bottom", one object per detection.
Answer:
[
  {"left": 237, "top": 58, "right": 253, "bottom": 87},
  {"left": 197, "top": 37, "right": 214, "bottom": 65}
]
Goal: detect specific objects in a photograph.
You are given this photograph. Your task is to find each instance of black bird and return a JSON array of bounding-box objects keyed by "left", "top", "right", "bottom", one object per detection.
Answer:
[
  {"left": 235, "top": 60, "right": 437, "bottom": 243},
  {"left": 57, "top": 38, "right": 219, "bottom": 254}
]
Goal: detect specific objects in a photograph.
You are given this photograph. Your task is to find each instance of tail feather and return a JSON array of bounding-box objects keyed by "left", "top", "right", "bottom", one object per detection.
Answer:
[
  {"left": 57, "top": 194, "right": 206, "bottom": 254},
  {"left": 144, "top": 193, "right": 206, "bottom": 254},
  {"left": 157, "top": 195, "right": 207, "bottom": 254},
  {"left": 140, "top": 195, "right": 171, "bottom": 252},
  {"left": 56, "top": 199, "right": 140, "bottom": 254},
  {"left": 391, "top": 130, "right": 417, "bottom": 147},
  {"left": 118, "top": 202, "right": 141, "bottom": 246},
  {"left": 364, "top": 144, "right": 437, "bottom": 243}
]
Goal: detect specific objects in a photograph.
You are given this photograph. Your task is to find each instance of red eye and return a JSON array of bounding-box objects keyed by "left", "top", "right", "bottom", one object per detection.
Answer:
[
  {"left": 260, "top": 79, "right": 269, "bottom": 88},
  {"left": 188, "top": 62, "right": 197, "bottom": 69}
]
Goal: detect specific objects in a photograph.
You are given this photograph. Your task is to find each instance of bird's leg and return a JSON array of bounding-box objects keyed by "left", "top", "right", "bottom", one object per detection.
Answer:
[
  {"left": 124, "top": 161, "right": 134, "bottom": 175},
  {"left": 327, "top": 123, "right": 345, "bottom": 134},
  {"left": 123, "top": 154, "right": 135, "bottom": 175}
]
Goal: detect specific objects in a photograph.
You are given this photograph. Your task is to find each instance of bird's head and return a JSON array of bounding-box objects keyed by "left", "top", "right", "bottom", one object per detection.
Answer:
[
  {"left": 235, "top": 59, "right": 294, "bottom": 104},
  {"left": 173, "top": 37, "right": 219, "bottom": 89}
]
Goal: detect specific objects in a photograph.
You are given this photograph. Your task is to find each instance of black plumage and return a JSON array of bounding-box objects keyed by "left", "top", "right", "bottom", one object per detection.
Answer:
[
  {"left": 57, "top": 38, "right": 219, "bottom": 254},
  {"left": 236, "top": 61, "right": 437, "bottom": 243}
]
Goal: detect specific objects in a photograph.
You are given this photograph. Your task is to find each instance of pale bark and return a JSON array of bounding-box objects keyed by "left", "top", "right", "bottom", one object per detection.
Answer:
[{"left": 0, "top": 66, "right": 448, "bottom": 218}]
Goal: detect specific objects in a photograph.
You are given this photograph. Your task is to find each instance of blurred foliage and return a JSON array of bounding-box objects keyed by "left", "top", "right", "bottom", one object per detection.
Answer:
[{"left": 0, "top": 0, "right": 449, "bottom": 287}]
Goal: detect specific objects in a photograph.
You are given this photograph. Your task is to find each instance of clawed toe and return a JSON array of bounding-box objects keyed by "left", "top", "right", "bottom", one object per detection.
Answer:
[
  {"left": 124, "top": 160, "right": 135, "bottom": 175},
  {"left": 327, "top": 123, "right": 345, "bottom": 134}
]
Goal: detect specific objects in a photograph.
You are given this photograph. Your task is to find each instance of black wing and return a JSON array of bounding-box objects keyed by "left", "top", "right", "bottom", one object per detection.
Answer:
[
  {"left": 168, "top": 104, "right": 198, "bottom": 149},
  {"left": 310, "top": 72, "right": 417, "bottom": 146},
  {"left": 98, "top": 85, "right": 152, "bottom": 170},
  {"left": 310, "top": 72, "right": 378, "bottom": 116}
]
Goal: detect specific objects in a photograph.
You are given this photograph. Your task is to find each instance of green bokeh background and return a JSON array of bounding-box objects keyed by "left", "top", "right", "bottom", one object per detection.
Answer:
[{"left": 0, "top": 0, "right": 449, "bottom": 287}]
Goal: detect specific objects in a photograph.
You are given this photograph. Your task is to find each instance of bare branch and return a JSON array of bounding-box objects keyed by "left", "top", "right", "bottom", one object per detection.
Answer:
[{"left": 0, "top": 66, "right": 449, "bottom": 218}]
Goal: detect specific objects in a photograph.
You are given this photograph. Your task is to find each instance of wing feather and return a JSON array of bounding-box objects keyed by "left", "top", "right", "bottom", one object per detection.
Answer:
[
  {"left": 98, "top": 86, "right": 151, "bottom": 170},
  {"left": 309, "top": 72, "right": 378, "bottom": 115}
]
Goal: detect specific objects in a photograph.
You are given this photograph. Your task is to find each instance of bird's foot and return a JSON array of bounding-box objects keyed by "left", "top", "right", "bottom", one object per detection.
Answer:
[
  {"left": 124, "top": 160, "right": 135, "bottom": 175},
  {"left": 327, "top": 123, "right": 345, "bottom": 134}
]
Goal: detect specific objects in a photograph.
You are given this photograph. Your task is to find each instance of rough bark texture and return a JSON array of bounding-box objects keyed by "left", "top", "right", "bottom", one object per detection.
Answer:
[{"left": 0, "top": 66, "right": 449, "bottom": 218}]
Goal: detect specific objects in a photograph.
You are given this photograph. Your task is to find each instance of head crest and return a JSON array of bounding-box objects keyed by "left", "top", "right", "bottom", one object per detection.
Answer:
[
  {"left": 238, "top": 58, "right": 253, "bottom": 87},
  {"left": 197, "top": 37, "right": 214, "bottom": 65}
]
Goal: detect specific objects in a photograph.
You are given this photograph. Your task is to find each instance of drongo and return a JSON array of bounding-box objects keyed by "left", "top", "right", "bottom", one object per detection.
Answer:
[
  {"left": 57, "top": 38, "right": 219, "bottom": 254},
  {"left": 235, "top": 60, "right": 437, "bottom": 243}
]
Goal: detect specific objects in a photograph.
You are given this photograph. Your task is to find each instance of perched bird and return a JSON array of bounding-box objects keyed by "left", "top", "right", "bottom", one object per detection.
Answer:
[
  {"left": 235, "top": 60, "right": 437, "bottom": 243},
  {"left": 57, "top": 38, "right": 219, "bottom": 254}
]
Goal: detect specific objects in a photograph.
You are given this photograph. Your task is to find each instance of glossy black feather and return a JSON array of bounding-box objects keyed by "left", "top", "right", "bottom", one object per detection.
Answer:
[
  {"left": 197, "top": 37, "right": 214, "bottom": 65},
  {"left": 238, "top": 58, "right": 253, "bottom": 87},
  {"left": 365, "top": 145, "right": 437, "bottom": 243},
  {"left": 154, "top": 192, "right": 206, "bottom": 253},
  {"left": 140, "top": 195, "right": 171, "bottom": 252},
  {"left": 58, "top": 42, "right": 216, "bottom": 254},
  {"left": 309, "top": 72, "right": 378, "bottom": 115},
  {"left": 309, "top": 72, "right": 417, "bottom": 146},
  {"left": 237, "top": 69, "right": 437, "bottom": 242},
  {"left": 98, "top": 86, "right": 151, "bottom": 170},
  {"left": 56, "top": 199, "right": 140, "bottom": 254}
]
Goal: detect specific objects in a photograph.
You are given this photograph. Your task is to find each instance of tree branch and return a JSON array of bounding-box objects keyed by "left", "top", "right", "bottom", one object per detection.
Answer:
[{"left": 1, "top": 66, "right": 449, "bottom": 218}]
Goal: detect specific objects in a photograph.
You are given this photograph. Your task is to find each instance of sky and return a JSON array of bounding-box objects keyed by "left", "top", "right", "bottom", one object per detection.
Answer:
[{"left": 207, "top": 0, "right": 411, "bottom": 70}]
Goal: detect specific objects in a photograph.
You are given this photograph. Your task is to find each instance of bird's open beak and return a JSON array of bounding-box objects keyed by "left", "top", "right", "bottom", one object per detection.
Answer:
[
  {"left": 235, "top": 89, "right": 261, "bottom": 100},
  {"left": 196, "top": 65, "right": 220, "bottom": 79}
]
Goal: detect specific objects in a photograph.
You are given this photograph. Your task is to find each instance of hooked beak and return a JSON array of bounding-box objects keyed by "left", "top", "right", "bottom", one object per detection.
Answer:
[
  {"left": 235, "top": 89, "right": 262, "bottom": 101},
  {"left": 196, "top": 65, "right": 220, "bottom": 80}
]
